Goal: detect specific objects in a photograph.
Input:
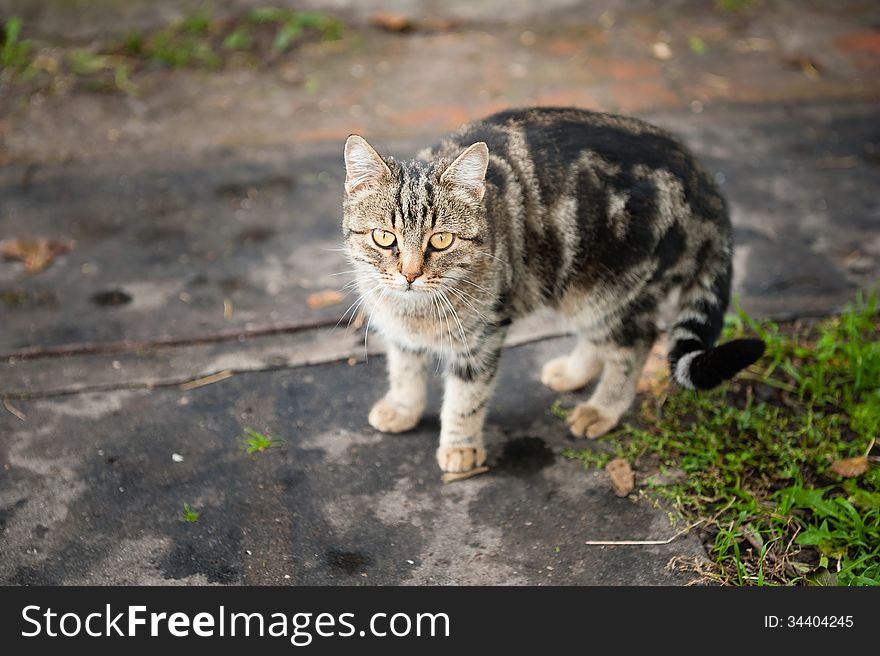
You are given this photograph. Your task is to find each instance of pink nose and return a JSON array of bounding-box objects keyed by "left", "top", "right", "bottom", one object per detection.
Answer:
[{"left": 403, "top": 270, "right": 421, "bottom": 284}]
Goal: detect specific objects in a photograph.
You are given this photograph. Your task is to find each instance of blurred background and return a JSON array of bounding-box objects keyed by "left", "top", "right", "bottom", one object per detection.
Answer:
[{"left": 0, "top": 1, "right": 878, "bottom": 585}]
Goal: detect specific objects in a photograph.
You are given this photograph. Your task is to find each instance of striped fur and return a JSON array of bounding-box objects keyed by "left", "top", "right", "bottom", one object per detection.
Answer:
[{"left": 342, "top": 107, "right": 764, "bottom": 473}]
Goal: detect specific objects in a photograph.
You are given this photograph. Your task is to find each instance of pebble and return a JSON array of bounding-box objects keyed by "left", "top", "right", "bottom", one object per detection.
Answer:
[{"left": 652, "top": 42, "right": 672, "bottom": 60}]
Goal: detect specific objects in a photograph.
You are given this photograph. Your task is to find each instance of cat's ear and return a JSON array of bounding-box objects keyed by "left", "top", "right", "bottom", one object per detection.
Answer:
[
  {"left": 344, "top": 135, "right": 391, "bottom": 195},
  {"left": 441, "top": 142, "right": 489, "bottom": 202}
]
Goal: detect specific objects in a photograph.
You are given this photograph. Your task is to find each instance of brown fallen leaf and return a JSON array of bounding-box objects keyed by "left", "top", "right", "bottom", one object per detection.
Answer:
[
  {"left": 830, "top": 455, "right": 869, "bottom": 478},
  {"left": 637, "top": 338, "right": 670, "bottom": 396},
  {"left": 306, "top": 289, "right": 345, "bottom": 309},
  {"left": 0, "top": 237, "right": 74, "bottom": 273},
  {"left": 606, "top": 458, "right": 635, "bottom": 497},
  {"left": 370, "top": 12, "right": 461, "bottom": 33},
  {"left": 370, "top": 12, "right": 412, "bottom": 32}
]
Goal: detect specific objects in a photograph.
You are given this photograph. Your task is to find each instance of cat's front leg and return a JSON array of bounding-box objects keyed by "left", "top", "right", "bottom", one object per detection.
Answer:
[
  {"left": 437, "top": 331, "right": 505, "bottom": 473},
  {"left": 369, "top": 343, "right": 429, "bottom": 433}
]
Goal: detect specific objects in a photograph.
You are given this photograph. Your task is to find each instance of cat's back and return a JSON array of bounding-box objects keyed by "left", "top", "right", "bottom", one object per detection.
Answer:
[
  {"left": 433, "top": 107, "right": 687, "bottom": 168},
  {"left": 427, "top": 107, "right": 715, "bottom": 216}
]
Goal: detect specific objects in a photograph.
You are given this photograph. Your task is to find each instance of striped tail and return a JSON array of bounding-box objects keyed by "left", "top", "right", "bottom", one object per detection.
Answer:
[{"left": 668, "top": 260, "right": 764, "bottom": 390}]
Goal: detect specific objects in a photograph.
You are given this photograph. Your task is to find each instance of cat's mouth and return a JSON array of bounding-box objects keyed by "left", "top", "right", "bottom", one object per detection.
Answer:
[
  {"left": 391, "top": 283, "right": 429, "bottom": 294},
  {"left": 382, "top": 281, "right": 435, "bottom": 300},
  {"left": 387, "top": 278, "right": 430, "bottom": 293}
]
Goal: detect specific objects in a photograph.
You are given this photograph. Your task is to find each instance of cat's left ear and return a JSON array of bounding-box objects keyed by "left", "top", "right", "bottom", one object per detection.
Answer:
[{"left": 440, "top": 142, "right": 489, "bottom": 202}]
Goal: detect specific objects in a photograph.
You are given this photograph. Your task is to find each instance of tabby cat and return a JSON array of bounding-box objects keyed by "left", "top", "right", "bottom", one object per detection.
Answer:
[{"left": 341, "top": 107, "right": 764, "bottom": 473}]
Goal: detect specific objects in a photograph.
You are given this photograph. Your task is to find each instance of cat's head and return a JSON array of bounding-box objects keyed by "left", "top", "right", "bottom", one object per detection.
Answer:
[{"left": 341, "top": 135, "right": 490, "bottom": 299}]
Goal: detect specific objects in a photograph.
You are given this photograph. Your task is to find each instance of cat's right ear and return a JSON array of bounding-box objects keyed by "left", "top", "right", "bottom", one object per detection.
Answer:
[{"left": 344, "top": 135, "right": 391, "bottom": 195}]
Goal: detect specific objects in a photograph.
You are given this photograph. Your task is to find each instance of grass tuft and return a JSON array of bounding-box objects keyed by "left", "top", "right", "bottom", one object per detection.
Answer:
[
  {"left": 181, "top": 503, "right": 199, "bottom": 523},
  {"left": 550, "top": 399, "right": 570, "bottom": 420},
  {"left": 563, "top": 288, "right": 880, "bottom": 585},
  {"left": 1, "top": 17, "right": 32, "bottom": 72},
  {"left": 242, "top": 428, "right": 282, "bottom": 454}
]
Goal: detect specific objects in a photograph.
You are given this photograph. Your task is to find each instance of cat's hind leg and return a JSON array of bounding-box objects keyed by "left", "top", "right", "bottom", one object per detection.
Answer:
[
  {"left": 369, "top": 343, "right": 429, "bottom": 433},
  {"left": 541, "top": 336, "right": 603, "bottom": 392},
  {"left": 567, "top": 311, "right": 656, "bottom": 439}
]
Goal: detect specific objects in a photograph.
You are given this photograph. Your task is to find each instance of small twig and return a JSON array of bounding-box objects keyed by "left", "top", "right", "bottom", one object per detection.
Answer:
[
  {"left": 736, "top": 371, "right": 796, "bottom": 392},
  {"left": 584, "top": 497, "right": 737, "bottom": 546},
  {"left": 179, "top": 369, "right": 234, "bottom": 391},
  {"left": 3, "top": 398, "right": 26, "bottom": 421},
  {"left": 584, "top": 517, "right": 706, "bottom": 546},
  {"left": 0, "top": 318, "right": 342, "bottom": 362},
  {"left": 441, "top": 466, "right": 490, "bottom": 484}
]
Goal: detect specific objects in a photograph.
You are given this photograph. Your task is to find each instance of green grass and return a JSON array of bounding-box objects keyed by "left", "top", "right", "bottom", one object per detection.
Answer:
[
  {"left": 242, "top": 428, "right": 282, "bottom": 454},
  {"left": 550, "top": 399, "right": 570, "bottom": 420},
  {"left": 1, "top": 8, "right": 345, "bottom": 93},
  {"left": 116, "top": 7, "right": 343, "bottom": 68},
  {"left": 688, "top": 36, "right": 708, "bottom": 56},
  {"left": 715, "top": 0, "right": 755, "bottom": 12},
  {"left": 248, "top": 8, "right": 344, "bottom": 52},
  {"left": 1, "top": 17, "right": 32, "bottom": 72},
  {"left": 563, "top": 289, "right": 880, "bottom": 586},
  {"left": 181, "top": 503, "right": 199, "bottom": 523}
]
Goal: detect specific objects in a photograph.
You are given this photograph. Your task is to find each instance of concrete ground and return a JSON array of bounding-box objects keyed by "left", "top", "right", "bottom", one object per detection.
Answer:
[{"left": 1, "top": 1, "right": 878, "bottom": 584}]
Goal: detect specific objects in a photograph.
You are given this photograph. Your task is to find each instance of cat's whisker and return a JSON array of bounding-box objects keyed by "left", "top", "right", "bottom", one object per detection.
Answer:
[
  {"left": 346, "top": 284, "right": 385, "bottom": 331},
  {"left": 336, "top": 283, "right": 381, "bottom": 330},
  {"left": 340, "top": 277, "right": 372, "bottom": 292},
  {"left": 472, "top": 250, "right": 509, "bottom": 266},
  {"left": 438, "top": 288, "right": 472, "bottom": 364},
  {"left": 430, "top": 293, "right": 444, "bottom": 373},
  {"left": 444, "top": 275, "right": 493, "bottom": 295},
  {"left": 441, "top": 283, "right": 484, "bottom": 307},
  {"left": 434, "top": 290, "right": 455, "bottom": 365},
  {"left": 363, "top": 286, "right": 390, "bottom": 360},
  {"left": 328, "top": 268, "right": 368, "bottom": 277},
  {"left": 339, "top": 294, "right": 371, "bottom": 332},
  {"left": 441, "top": 284, "right": 490, "bottom": 326}
]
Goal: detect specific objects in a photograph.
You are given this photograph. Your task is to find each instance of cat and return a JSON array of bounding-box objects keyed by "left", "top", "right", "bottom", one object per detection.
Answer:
[{"left": 341, "top": 107, "right": 764, "bottom": 473}]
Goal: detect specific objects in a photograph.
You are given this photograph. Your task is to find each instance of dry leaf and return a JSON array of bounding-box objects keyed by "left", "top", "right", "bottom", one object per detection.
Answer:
[
  {"left": 606, "top": 458, "right": 635, "bottom": 497},
  {"left": 637, "top": 338, "right": 670, "bottom": 395},
  {"left": 306, "top": 289, "right": 345, "bottom": 309},
  {"left": 370, "top": 13, "right": 460, "bottom": 32},
  {"left": 830, "top": 455, "right": 868, "bottom": 478},
  {"left": 371, "top": 12, "right": 413, "bottom": 32},
  {"left": 1, "top": 237, "right": 74, "bottom": 273}
]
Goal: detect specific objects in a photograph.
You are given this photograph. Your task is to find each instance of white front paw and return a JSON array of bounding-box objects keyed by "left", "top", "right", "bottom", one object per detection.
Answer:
[
  {"left": 368, "top": 398, "right": 421, "bottom": 433},
  {"left": 436, "top": 446, "right": 486, "bottom": 473}
]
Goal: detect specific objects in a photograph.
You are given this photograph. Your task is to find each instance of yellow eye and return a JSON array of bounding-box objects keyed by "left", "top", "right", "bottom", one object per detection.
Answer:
[
  {"left": 429, "top": 232, "right": 455, "bottom": 251},
  {"left": 371, "top": 228, "right": 396, "bottom": 248}
]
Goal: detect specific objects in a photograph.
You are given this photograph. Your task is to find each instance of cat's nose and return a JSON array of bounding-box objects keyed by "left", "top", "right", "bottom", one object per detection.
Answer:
[{"left": 403, "top": 270, "right": 422, "bottom": 284}]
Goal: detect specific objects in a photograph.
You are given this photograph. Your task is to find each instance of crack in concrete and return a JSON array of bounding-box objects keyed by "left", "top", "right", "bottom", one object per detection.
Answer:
[{"left": 0, "top": 317, "right": 342, "bottom": 362}]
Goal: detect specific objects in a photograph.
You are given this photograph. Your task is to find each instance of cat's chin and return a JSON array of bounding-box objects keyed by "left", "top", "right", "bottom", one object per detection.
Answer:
[{"left": 385, "top": 286, "right": 433, "bottom": 302}]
